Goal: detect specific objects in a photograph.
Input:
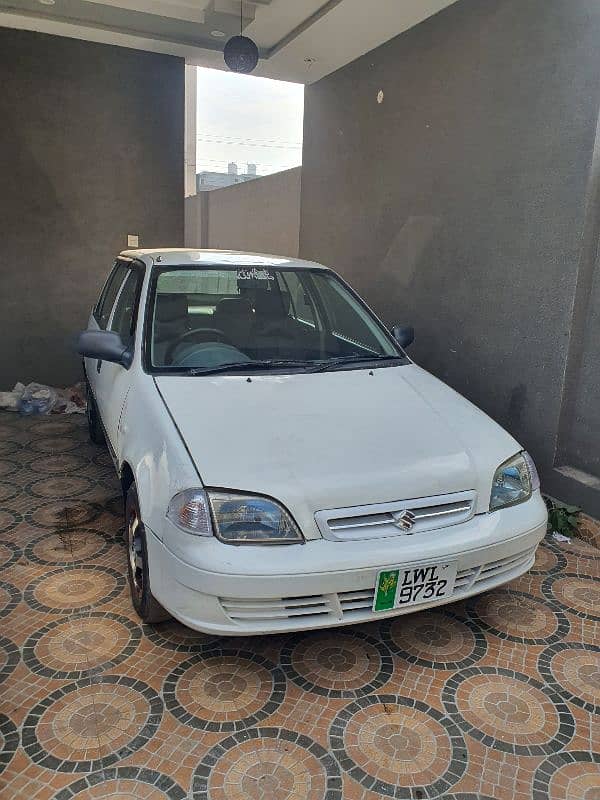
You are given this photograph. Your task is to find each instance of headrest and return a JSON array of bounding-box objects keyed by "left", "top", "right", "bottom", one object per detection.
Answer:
[
  {"left": 155, "top": 294, "right": 188, "bottom": 323},
  {"left": 253, "top": 290, "right": 289, "bottom": 317},
  {"left": 214, "top": 297, "right": 253, "bottom": 318}
]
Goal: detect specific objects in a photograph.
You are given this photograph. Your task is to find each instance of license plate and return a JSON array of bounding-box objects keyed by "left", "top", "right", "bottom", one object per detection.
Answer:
[{"left": 373, "top": 561, "right": 458, "bottom": 612}]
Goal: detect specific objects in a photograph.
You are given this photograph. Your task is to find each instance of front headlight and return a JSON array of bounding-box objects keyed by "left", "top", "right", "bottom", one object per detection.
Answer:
[
  {"left": 489, "top": 451, "right": 540, "bottom": 511},
  {"left": 166, "top": 488, "right": 304, "bottom": 544},
  {"left": 208, "top": 492, "right": 304, "bottom": 545}
]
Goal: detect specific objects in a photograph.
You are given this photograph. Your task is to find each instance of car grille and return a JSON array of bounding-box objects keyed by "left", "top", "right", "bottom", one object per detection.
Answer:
[
  {"left": 314, "top": 491, "right": 476, "bottom": 541},
  {"left": 219, "top": 545, "right": 537, "bottom": 627}
]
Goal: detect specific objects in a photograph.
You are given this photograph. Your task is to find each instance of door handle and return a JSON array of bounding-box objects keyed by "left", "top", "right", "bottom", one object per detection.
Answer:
[{"left": 96, "top": 359, "right": 103, "bottom": 373}]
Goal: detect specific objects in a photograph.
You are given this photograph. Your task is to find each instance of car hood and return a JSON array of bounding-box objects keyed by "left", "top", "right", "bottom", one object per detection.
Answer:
[{"left": 155, "top": 364, "right": 520, "bottom": 540}]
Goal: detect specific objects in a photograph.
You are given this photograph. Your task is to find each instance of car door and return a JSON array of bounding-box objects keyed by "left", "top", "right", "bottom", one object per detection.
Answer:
[
  {"left": 93, "top": 261, "right": 144, "bottom": 456},
  {"left": 86, "top": 260, "right": 130, "bottom": 401}
]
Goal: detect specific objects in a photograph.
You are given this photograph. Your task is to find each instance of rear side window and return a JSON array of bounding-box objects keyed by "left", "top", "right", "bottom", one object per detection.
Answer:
[{"left": 95, "top": 262, "right": 129, "bottom": 329}]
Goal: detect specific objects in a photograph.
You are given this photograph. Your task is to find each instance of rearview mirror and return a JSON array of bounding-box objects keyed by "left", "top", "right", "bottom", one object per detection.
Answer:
[
  {"left": 392, "top": 325, "right": 415, "bottom": 349},
  {"left": 77, "top": 330, "right": 132, "bottom": 368}
]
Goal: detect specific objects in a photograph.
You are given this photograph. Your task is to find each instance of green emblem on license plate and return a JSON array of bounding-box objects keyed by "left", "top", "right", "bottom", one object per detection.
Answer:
[{"left": 375, "top": 569, "right": 399, "bottom": 611}]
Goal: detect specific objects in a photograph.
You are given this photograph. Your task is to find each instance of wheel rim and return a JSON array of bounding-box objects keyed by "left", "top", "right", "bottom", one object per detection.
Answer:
[{"left": 127, "top": 508, "right": 144, "bottom": 600}]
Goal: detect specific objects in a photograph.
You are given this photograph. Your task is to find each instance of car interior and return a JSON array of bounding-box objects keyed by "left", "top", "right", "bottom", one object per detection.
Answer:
[{"left": 151, "top": 283, "right": 367, "bottom": 368}]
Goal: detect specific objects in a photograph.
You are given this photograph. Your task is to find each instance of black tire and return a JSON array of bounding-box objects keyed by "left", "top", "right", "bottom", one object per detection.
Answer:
[
  {"left": 86, "top": 384, "right": 105, "bottom": 446},
  {"left": 125, "top": 484, "right": 171, "bottom": 624}
]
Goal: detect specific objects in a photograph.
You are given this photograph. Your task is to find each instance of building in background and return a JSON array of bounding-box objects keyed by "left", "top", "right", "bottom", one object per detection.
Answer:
[{"left": 196, "top": 162, "right": 258, "bottom": 192}]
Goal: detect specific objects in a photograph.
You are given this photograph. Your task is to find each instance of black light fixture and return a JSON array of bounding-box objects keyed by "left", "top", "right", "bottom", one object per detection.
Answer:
[{"left": 224, "top": 0, "right": 259, "bottom": 74}]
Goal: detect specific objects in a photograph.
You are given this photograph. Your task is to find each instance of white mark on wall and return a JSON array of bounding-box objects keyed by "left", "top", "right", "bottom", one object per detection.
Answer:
[{"left": 377, "top": 90, "right": 384, "bottom": 104}]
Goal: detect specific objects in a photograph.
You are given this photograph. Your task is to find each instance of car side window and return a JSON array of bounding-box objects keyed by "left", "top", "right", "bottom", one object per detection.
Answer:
[
  {"left": 279, "top": 272, "right": 318, "bottom": 328},
  {"left": 95, "top": 262, "right": 129, "bottom": 330},
  {"left": 109, "top": 268, "right": 143, "bottom": 347},
  {"left": 312, "top": 273, "right": 389, "bottom": 352}
]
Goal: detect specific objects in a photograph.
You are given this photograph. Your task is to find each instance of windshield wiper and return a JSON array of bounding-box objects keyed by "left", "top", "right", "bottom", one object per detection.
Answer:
[
  {"left": 309, "top": 355, "right": 403, "bottom": 373},
  {"left": 188, "top": 359, "right": 315, "bottom": 376},
  {"left": 186, "top": 355, "right": 402, "bottom": 376}
]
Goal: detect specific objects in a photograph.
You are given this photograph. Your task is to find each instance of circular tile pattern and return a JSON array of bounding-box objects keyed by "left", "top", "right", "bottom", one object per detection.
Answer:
[
  {"left": 381, "top": 609, "right": 487, "bottom": 670},
  {"left": 164, "top": 649, "right": 285, "bottom": 732},
  {"left": 191, "top": 727, "right": 342, "bottom": 800},
  {"left": 550, "top": 537, "right": 600, "bottom": 563},
  {"left": 0, "top": 714, "right": 19, "bottom": 775},
  {"left": 0, "top": 540, "right": 21, "bottom": 570},
  {"left": 0, "top": 458, "right": 20, "bottom": 479},
  {"left": 0, "top": 580, "right": 21, "bottom": 618},
  {"left": 0, "top": 440, "right": 19, "bottom": 457},
  {"left": 92, "top": 450, "right": 113, "bottom": 469},
  {"left": 0, "top": 636, "right": 19, "bottom": 686},
  {"left": 0, "top": 508, "right": 21, "bottom": 534},
  {"left": 329, "top": 694, "right": 466, "bottom": 799},
  {"left": 25, "top": 565, "right": 125, "bottom": 614},
  {"left": 142, "top": 620, "right": 209, "bottom": 652},
  {"left": 52, "top": 767, "right": 187, "bottom": 800},
  {"left": 22, "top": 675, "right": 162, "bottom": 773},
  {"left": 24, "top": 529, "right": 114, "bottom": 566},
  {"left": 533, "top": 751, "right": 600, "bottom": 800},
  {"left": 466, "top": 589, "right": 569, "bottom": 644},
  {"left": 28, "top": 453, "right": 90, "bottom": 475},
  {"left": 538, "top": 642, "right": 600, "bottom": 715},
  {"left": 30, "top": 435, "right": 81, "bottom": 454},
  {"left": 26, "top": 475, "right": 96, "bottom": 500},
  {"left": 432, "top": 797, "right": 499, "bottom": 800},
  {"left": 442, "top": 666, "right": 575, "bottom": 755},
  {"left": 23, "top": 612, "right": 141, "bottom": 680},
  {"left": 104, "top": 495, "right": 125, "bottom": 517},
  {"left": 530, "top": 543, "right": 567, "bottom": 575},
  {"left": 30, "top": 419, "right": 82, "bottom": 438},
  {"left": 280, "top": 630, "right": 393, "bottom": 698},
  {"left": 3, "top": 410, "right": 599, "bottom": 799},
  {"left": 25, "top": 499, "right": 103, "bottom": 530},
  {"left": 542, "top": 573, "right": 600, "bottom": 621},
  {"left": 0, "top": 481, "right": 18, "bottom": 503},
  {"left": 0, "top": 421, "right": 18, "bottom": 438}
]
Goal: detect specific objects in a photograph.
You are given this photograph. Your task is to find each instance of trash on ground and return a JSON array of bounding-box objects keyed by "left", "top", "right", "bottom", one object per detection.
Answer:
[
  {"left": 0, "top": 381, "right": 85, "bottom": 415},
  {"left": 552, "top": 531, "right": 571, "bottom": 544}
]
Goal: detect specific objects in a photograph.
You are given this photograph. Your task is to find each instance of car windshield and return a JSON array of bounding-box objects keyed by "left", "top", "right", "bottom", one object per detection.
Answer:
[{"left": 147, "top": 265, "right": 403, "bottom": 373}]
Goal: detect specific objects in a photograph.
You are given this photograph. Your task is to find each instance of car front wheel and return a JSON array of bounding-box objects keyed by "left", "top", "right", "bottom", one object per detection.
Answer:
[{"left": 125, "top": 484, "right": 171, "bottom": 624}]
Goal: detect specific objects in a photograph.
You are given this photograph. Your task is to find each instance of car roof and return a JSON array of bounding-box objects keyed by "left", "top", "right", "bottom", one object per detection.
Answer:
[{"left": 119, "top": 248, "right": 328, "bottom": 270}]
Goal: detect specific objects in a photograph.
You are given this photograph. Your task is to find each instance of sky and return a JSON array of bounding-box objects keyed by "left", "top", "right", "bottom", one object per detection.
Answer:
[{"left": 196, "top": 67, "right": 305, "bottom": 177}]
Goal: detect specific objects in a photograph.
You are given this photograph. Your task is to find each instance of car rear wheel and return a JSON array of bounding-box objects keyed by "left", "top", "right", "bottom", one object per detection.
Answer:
[
  {"left": 125, "top": 484, "right": 171, "bottom": 624},
  {"left": 86, "top": 384, "right": 105, "bottom": 446}
]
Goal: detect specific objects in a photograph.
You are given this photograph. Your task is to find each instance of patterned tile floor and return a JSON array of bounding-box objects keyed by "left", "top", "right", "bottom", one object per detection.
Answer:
[{"left": 0, "top": 411, "right": 598, "bottom": 800}]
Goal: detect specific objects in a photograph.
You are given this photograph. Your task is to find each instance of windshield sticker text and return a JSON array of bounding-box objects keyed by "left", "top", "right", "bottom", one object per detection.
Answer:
[{"left": 237, "top": 268, "right": 275, "bottom": 281}]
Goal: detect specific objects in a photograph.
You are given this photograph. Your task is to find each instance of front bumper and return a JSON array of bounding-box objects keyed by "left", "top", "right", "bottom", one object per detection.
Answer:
[{"left": 146, "top": 492, "right": 547, "bottom": 635}]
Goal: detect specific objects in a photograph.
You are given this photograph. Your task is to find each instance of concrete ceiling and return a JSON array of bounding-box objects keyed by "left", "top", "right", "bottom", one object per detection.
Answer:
[{"left": 0, "top": 0, "right": 459, "bottom": 83}]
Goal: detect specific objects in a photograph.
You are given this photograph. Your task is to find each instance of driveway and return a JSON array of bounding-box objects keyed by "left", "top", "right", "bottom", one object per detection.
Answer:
[{"left": 0, "top": 412, "right": 598, "bottom": 799}]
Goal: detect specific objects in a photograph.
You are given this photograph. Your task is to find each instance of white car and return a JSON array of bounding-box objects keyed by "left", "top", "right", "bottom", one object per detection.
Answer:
[{"left": 78, "top": 249, "right": 547, "bottom": 635}]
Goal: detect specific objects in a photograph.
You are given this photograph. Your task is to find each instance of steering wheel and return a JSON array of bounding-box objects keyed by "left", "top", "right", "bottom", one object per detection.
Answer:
[{"left": 165, "top": 327, "right": 232, "bottom": 364}]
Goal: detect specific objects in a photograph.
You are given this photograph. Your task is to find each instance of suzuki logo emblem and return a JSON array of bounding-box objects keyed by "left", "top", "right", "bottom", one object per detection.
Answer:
[{"left": 392, "top": 509, "right": 416, "bottom": 532}]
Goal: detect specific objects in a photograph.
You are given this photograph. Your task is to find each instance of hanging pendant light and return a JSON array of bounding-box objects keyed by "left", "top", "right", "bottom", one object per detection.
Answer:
[{"left": 224, "top": 0, "right": 259, "bottom": 74}]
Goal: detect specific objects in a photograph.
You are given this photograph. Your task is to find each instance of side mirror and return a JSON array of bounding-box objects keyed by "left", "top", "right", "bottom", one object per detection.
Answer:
[
  {"left": 392, "top": 325, "right": 415, "bottom": 349},
  {"left": 77, "top": 330, "right": 132, "bottom": 368}
]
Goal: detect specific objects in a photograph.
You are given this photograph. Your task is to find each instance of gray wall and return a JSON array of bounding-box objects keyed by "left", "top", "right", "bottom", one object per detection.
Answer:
[
  {"left": 186, "top": 167, "right": 301, "bottom": 257},
  {"left": 0, "top": 28, "right": 184, "bottom": 388},
  {"left": 300, "top": 0, "right": 600, "bottom": 515}
]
